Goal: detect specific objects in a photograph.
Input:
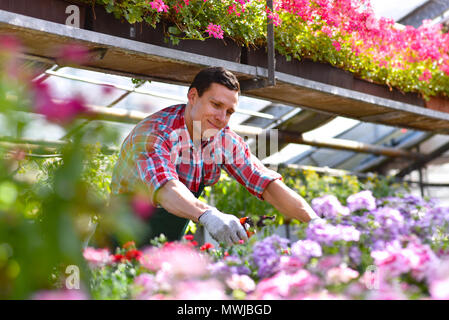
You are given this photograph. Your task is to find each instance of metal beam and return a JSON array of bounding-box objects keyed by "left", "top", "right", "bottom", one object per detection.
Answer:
[
  {"left": 399, "top": 0, "right": 449, "bottom": 27},
  {"left": 14, "top": 102, "right": 427, "bottom": 159},
  {"left": 230, "top": 125, "right": 424, "bottom": 159},
  {"left": 265, "top": 163, "right": 449, "bottom": 187},
  {"left": 396, "top": 139, "right": 449, "bottom": 178},
  {"left": 3, "top": 9, "right": 449, "bottom": 132}
]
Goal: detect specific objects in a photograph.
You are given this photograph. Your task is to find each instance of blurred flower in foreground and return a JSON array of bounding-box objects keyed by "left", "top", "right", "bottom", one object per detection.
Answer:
[
  {"left": 83, "top": 247, "right": 112, "bottom": 268},
  {"left": 32, "top": 289, "right": 89, "bottom": 300},
  {"left": 140, "top": 243, "right": 210, "bottom": 279},
  {"left": 131, "top": 194, "right": 156, "bottom": 220},
  {"left": 32, "top": 80, "right": 87, "bottom": 124},
  {"left": 56, "top": 43, "right": 90, "bottom": 65}
]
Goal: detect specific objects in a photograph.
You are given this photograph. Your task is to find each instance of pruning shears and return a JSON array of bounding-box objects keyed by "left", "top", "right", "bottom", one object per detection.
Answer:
[{"left": 239, "top": 215, "right": 276, "bottom": 238}]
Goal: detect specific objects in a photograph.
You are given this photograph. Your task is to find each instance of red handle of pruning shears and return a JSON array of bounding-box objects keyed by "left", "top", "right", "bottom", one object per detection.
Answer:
[
  {"left": 240, "top": 217, "right": 255, "bottom": 238},
  {"left": 240, "top": 215, "right": 276, "bottom": 238}
]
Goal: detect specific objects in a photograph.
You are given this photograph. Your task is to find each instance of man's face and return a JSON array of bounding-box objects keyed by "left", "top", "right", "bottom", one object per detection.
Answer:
[{"left": 187, "top": 83, "right": 238, "bottom": 139}]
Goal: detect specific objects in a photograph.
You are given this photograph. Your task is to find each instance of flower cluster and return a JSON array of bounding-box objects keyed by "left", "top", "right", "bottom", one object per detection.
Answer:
[
  {"left": 76, "top": 189, "right": 449, "bottom": 300},
  {"left": 87, "top": 0, "right": 449, "bottom": 98}
]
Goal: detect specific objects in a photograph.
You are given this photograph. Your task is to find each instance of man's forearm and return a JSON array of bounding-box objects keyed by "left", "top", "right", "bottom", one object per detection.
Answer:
[
  {"left": 154, "top": 180, "right": 211, "bottom": 223},
  {"left": 262, "top": 179, "right": 319, "bottom": 223}
]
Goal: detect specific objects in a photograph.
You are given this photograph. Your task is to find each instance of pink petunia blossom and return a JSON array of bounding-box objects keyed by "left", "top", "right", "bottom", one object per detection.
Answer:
[
  {"left": 83, "top": 247, "right": 113, "bottom": 268},
  {"left": 225, "top": 274, "right": 256, "bottom": 292},
  {"left": 205, "top": 23, "right": 224, "bottom": 39},
  {"left": 140, "top": 243, "right": 210, "bottom": 279},
  {"left": 149, "top": 0, "right": 169, "bottom": 13},
  {"left": 332, "top": 40, "right": 341, "bottom": 51},
  {"left": 326, "top": 264, "right": 359, "bottom": 285},
  {"left": 132, "top": 273, "right": 158, "bottom": 299},
  {"left": 418, "top": 69, "right": 432, "bottom": 82},
  {"left": 174, "top": 279, "right": 228, "bottom": 300},
  {"left": 32, "top": 289, "right": 89, "bottom": 300}
]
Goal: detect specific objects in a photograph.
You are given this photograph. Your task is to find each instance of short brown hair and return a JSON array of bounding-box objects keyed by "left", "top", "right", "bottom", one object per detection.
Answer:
[{"left": 189, "top": 67, "right": 240, "bottom": 97}]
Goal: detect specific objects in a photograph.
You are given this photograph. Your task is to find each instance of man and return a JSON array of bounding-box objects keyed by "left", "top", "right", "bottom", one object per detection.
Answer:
[{"left": 111, "top": 67, "right": 320, "bottom": 246}]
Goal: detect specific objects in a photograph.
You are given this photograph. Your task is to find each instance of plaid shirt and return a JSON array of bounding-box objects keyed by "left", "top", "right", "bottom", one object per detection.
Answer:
[{"left": 111, "top": 104, "right": 282, "bottom": 206}]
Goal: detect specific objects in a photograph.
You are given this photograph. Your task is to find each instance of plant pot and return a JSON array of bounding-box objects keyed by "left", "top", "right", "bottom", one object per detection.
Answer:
[
  {"left": 243, "top": 47, "right": 424, "bottom": 106},
  {"left": 425, "top": 95, "right": 449, "bottom": 113},
  {"left": 0, "top": 0, "right": 87, "bottom": 27},
  {"left": 88, "top": 5, "right": 241, "bottom": 63}
]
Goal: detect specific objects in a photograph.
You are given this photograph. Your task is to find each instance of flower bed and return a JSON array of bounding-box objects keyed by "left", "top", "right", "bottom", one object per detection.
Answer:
[{"left": 80, "top": 191, "right": 449, "bottom": 300}]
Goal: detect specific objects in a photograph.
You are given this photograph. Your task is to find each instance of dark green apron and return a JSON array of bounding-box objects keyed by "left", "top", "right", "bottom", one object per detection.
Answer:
[{"left": 139, "top": 179, "right": 205, "bottom": 245}]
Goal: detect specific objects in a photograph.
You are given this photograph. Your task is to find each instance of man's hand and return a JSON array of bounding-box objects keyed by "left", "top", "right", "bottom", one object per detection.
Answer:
[{"left": 199, "top": 208, "right": 249, "bottom": 245}]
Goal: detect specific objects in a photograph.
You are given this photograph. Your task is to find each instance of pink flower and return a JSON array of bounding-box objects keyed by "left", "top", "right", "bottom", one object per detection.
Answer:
[
  {"left": 332, "top": 40, "right": 341, "bottom": 51},
  {"left": 205, "top": 24, "right": 224, "bottom": 39},
  {"left": 132, "top": 273, "right": 158, "bottom": 299},
  {"left": 131, "top": 194, "right": 156, "bottom": 220},
  {"left": 140, "top": 243, "right": 210, "bottom": 279},
  {"left": 83, "top": 247, "right": 112, "bottom": 267},
  {"left": 174, "top": 279, "right": 228, "bottom": 300},
  {"left": 225, "top": 274, "right": 256, "bottom": 292},
  {"left": 428, "top": 258, "right": 449, "bottom": 299},
  {"left": 227, "top": 4, "right": 241, "bottom": 17},
  {"left": 149, "top": 0, "right": 169, "bottom": 13},
  {"left": 418, "top": 69, "right": 432, "bottom": 82},
  {"left": 267, "top": 11, "right": 281, "bottom": 27},
  {"left": 57, "top": 44, "right": 90, "bottom": 65},
  {"left": 32, "top": 81, "right": 87, "bottom": 124},
  {"left": 278, "top": 256, "right": 305, "bottom": 273},
  {"left": 32, "top": 289, "right": 88, "bottom": 300},
  {"left": 0, "top": 35, "right": 21, "bottom": 53},
  {"left": 252, "top": 269, "right": 319, "bottom": 299},
  {"left": 326, "top": 264, "right": 359, "bottom": 285}
]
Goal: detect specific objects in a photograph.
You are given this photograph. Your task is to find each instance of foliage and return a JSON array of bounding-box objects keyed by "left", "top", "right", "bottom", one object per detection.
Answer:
[
  {"left": 0, "top": 37, "right": 144, "bottom": 299},
  {"left": 81, "top": 0, "right": 449, "bottom": 99},
  {"left": 85, "top": 191, "right": 449, "bottom": 300},
  {"left": 205, "top": 167, "right": 408, "bottom": 226}
]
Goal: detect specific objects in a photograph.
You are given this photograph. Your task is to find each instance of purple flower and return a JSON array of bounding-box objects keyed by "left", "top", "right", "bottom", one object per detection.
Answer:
[
  {"left": 291, "top": 240, "right": 322, "bottom": 261},
  {"left": 209, "top": 256, "right": 251, "bottom": 278},
  {"left": 306, "top": 220, "right": 361, "bottom": 246},
  {"left": 311, "top": 195, "right": 349, "bottom": 219},
  {"left": 372, "top": 207, "right": 406, "bottom": 238},
  {"left": 347, "top": 190, "right": 377, "bottom": 213},
  {"left": 349, "top": 246, "right": 362, "bottom": 265},
  {"left": 252, "top": 235, "right": 289, "bottom": 279}
]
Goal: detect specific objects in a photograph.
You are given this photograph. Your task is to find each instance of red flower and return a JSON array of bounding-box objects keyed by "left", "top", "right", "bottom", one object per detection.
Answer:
[
  {"left": 200, "top": 243, "right": 214, "bottom": 251},
  {"left": 184, "top": 235, "right": 194, "bottom": 241},
  {"left": 113, "top": 254, "right": 126, "bottom": 263},
  {"left": 186, "top": 240, "right": 198, "bottom": 247},
  {"left": 125, "top": 249, "right": 143, "bottom": 261}
]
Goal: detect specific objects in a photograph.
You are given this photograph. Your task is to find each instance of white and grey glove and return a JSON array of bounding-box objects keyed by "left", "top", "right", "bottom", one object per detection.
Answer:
[{"left": 198, "top": 208, "right": 249, "bottom": 245}]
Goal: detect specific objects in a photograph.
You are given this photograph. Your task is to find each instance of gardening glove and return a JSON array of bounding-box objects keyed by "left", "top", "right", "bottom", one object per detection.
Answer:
[
  {"left": 309, "top": 216, "right": 324, "bottom": 224},
  {"left": 198, "top": 208, "right": 249, "bottom": 245}
]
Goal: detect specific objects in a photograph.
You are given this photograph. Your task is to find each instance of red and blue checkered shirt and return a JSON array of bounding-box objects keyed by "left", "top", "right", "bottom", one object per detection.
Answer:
[{"left": 111, "top": 104, "right": 282, "bottom": 206}]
